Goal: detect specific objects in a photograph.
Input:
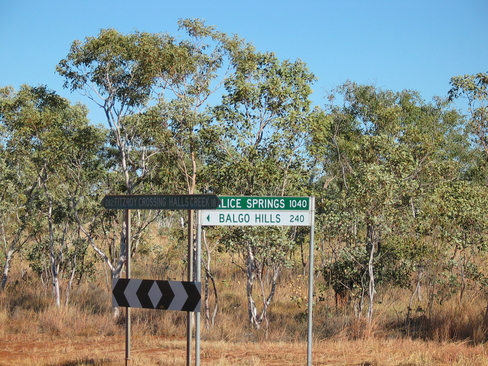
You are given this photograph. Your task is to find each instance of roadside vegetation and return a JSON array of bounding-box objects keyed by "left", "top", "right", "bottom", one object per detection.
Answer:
[
  {"left": 1, "top": 19, "right": 488, "bottom": 365},
  {"left": 2, "top": 250, "right": 488, "bottom": 365}
]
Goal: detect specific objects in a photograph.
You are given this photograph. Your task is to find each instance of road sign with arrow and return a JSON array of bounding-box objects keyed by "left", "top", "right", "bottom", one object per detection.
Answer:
[
  {"left": 112, "top": 278, "right": 201, "bottom": 312},
  {"left": 200, "top": 196, "right": 312, "bottom": 226},
  {"left": 101, "top": 194, "right": 221, "bottom": 211}
]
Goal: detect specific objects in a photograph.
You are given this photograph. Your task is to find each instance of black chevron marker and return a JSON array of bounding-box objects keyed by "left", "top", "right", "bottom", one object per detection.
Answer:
[
  {"left": 112, "top": 278, "right": 200, "bottom": 312},
  {"left": 112, "top": 278, "right": 130, "bottom": 308},
  {"left": 137, "top": 279, "right": 155, "bottom": 309},
  {"left": 181, "top": 282, "right": 201, "bottom": 312},
  {"left": 155, "top": 280, "right": 175, "bottom": 310}
]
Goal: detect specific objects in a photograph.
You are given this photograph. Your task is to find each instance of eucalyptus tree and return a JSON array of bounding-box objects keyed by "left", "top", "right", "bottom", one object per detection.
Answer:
[
  {"left": 0, "top": 85, "right": 106, "bottom": 306},
  {"left": 446, "top": 73, "right": 488, "bottom": 312},
  {"left": 311, "top": 82, "right": 468, "bottom": 323},
  {"left": 0, "top": 86, "right": 38, "bottom": 291},
  {"left": 141, "top": 20, "right": 270, "bottom": 326},
  {"left": 56, "top": 20, "right": 256, "bottom": 283},
  {"left": 56, "top": 24, "right": 189, "bottom": 284},
  {"left": 147, "top": 19, "right": 255, "bottom": 195},
  {"left": 56, "top": 27, "right": 178, "bottom": 281},
  {"left": 207, "top": 50, "right": 317, "bottom": 330}
]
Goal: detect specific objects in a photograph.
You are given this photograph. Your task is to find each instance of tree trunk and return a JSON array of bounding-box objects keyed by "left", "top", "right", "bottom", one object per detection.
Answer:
[
  {"left": 246, "top": 244, "right": 260, "bottom": 328},
  {"left": 51, "top": 263, "right": 61, "bottom": 308},
  {"left": 367, "top": 240, "right": 375, "bottom": 323},
  {"left": 45, "top": 189, "right": 61, "bottom": 308},
  {"left": 65, "top": 257, "right": 77, "bottom": 306},
  {"left": 1, "top": 248, "right": 15, "bottom": 291},
  {"left": 203, "top": 231, "right": 218, "bottom": 328},
  {"left": 245, "top": 243, "right": 281, "bottom": 333},
  {"left": 366, "top": 224, "right": 378, "bottom": 324},
  {"left": 258, "top": 263, "right": 280, "bottom": 336}
]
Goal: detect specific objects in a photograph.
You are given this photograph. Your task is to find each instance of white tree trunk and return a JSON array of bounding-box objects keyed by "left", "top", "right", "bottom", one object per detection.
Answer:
[
  {"left": 1, "top": 248, "right": 15, "bottom": 291},
  {"left": 246, "top": 244, "right": 260, "bottom": 328},
  {"left": 367, "top": 243, "right": 375, "bottom": 323}
]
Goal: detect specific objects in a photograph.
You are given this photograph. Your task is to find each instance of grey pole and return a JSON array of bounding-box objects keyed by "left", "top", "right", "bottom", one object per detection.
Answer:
[
  {"left": 125, "top": 209, "right": 131, "bottom": 366},
  {"left": 195, "top": 211, "right": 202, "bottom": 366},
  {"left": 187, "top": 209, "right": 194, "bottom": 366},
  {"left": 307, "top": 197, "right": 315, "bottom": 366}
]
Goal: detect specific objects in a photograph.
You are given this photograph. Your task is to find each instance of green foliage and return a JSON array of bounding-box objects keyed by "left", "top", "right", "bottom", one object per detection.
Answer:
[
  {"left": 311, "top": 81, "right": 474, "bottom": 318},
  {"left": 449, "top": 73, "right": 488, "bottom": 185},
  {"left": 323, "top": 246, "right": 366, "bottom": 296},
  {"left": 0, "top": 85, "right": 107, "bottom": 301},
  {"left": 210, "top": 51, "right": 316, "bottom": 196},
  {"left": 27, "top": 236, "right": 96, "bottom": 283},
  {"left": 3, "top": 20, "right": 488, "bottom": 329},
  {"left": 57, "top": 29, "right": 179, "bottom": 108}
]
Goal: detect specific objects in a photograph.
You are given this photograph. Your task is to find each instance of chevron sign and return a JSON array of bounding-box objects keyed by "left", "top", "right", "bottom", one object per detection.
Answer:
[{"left": 112, "top": 278, "right": 201, "bottom": 312}]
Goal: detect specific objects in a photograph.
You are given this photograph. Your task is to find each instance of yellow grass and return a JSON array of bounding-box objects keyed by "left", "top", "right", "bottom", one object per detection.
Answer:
[
  {"left": 2, "top": 333, "right": 488, "bottom": 365},
  {"left": 2, "top": 252, "right": 488, "bottom": 365}
]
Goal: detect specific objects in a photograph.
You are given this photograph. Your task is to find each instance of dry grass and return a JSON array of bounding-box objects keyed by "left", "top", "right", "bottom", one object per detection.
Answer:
[
  {"left": 2, "top": 334, "right": 488, "bottom": 365},
  {"left": 2, "top": 256, "right": 488, "bottom": 365}
]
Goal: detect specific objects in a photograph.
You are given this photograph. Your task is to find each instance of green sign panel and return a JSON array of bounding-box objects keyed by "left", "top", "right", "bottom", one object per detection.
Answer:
[
  {"left": 101, "top": 194, "right": 221, "bottom": 210},
  {"left": 217, "top": 196, "right": 310, "bottom": 211}
]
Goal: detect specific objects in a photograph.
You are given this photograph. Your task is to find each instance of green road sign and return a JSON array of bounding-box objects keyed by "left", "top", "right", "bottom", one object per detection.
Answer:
[
  {"left": 200, "top": 196, "right": 312, "bottom": 226},
  {"left": 217, "top": 196, "right": 310, "bottom": 211},
  {"left": 101, "top": 194, "right": 221, "bottom": 210}
]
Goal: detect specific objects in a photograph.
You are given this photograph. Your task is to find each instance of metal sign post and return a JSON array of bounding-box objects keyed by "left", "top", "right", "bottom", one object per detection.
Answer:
[
  {"left": 125, "top": 209, "right": 131, "bottom": 366},
  {"left": 187, "top": 209, "right": 193, "bottom": 366},
  {"left": 307, "top": 198, "right": 315, "bottom": 366},
  {"left": 195, "top": 212, "right": 202, "bottom": 366}
]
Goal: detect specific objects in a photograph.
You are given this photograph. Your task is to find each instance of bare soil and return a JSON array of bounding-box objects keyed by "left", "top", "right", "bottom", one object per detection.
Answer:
[{"left": 2, "top": 333, "right": 488, "bottom": 366}]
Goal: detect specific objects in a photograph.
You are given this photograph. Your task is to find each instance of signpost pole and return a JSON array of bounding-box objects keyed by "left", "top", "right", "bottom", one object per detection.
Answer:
[
  {"left": 186, "top": 209, "right": 193, "bottom": 366},
  {"left": 125, "top": 209, "right": 131, "bottom": 366},
  {"left": 307, "top": 197, "right": 315, "bottom": 366},
  {"left": 195, "top": 211, "right": 202, "bottom": 366}
]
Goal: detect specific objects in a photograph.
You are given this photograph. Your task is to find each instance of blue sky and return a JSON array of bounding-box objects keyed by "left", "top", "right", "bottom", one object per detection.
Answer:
[{"left": 1, "top": 0, "right": 486, "bottom": 124}]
